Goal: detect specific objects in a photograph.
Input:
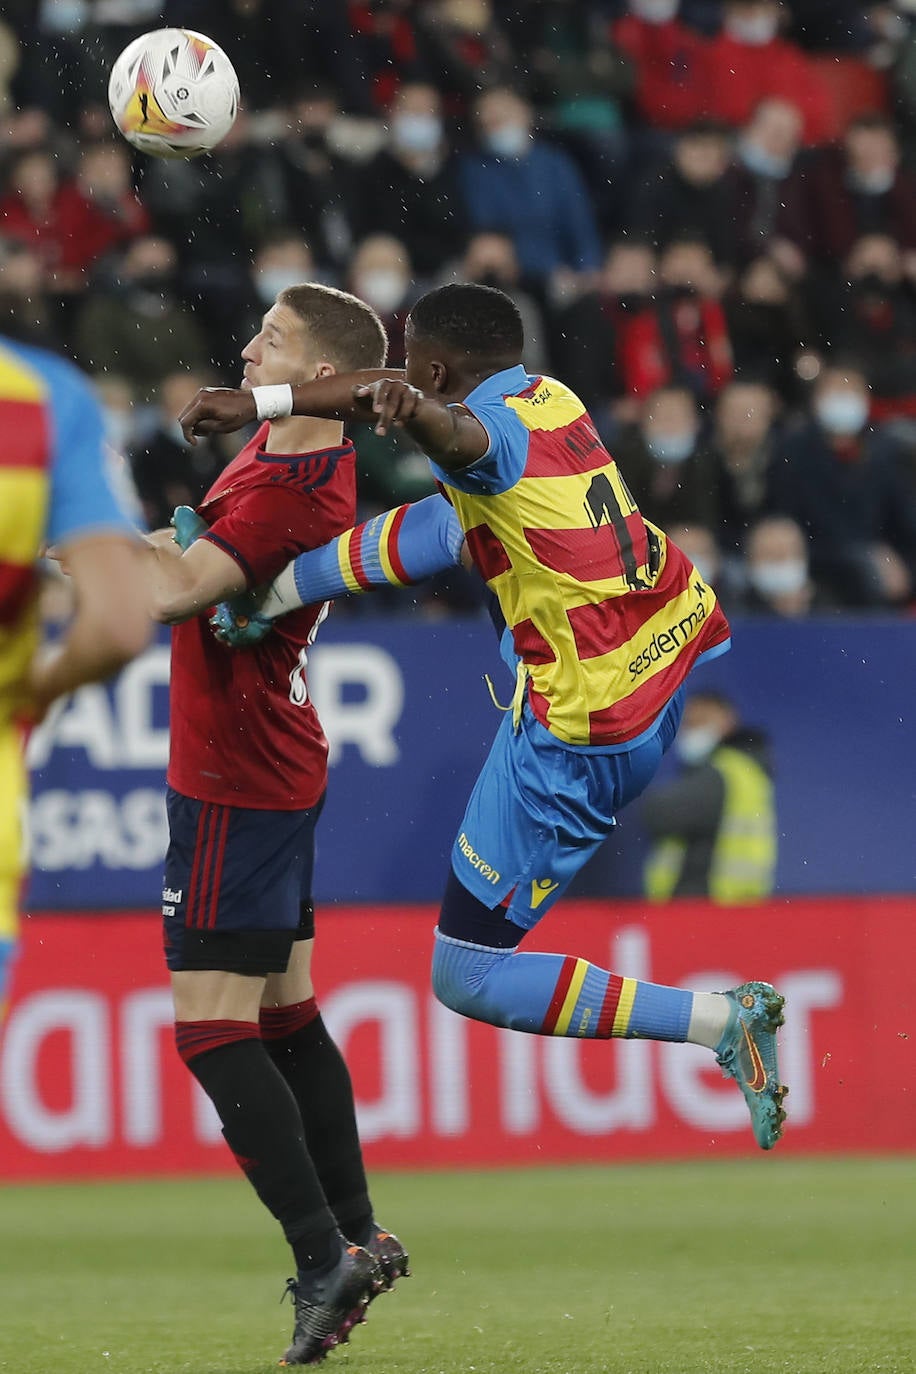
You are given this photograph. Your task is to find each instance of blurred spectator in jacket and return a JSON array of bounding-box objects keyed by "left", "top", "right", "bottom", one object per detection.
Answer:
[
  {"left": 724, "top": 255, "right": 812, "bottom": 399},
  {"left": 618, "top": 237, "right": 733, "bottom": 401},
  {"left": 612, "top": 0, "right": 709, "bottom": 133},
  {"left": 0, "top": 143, "right": 149, "bottom": 291},
  {"left": 0, "top": 237, "right": 63, "bottom": 348},
  {"left": 614, "top": 384, "right": 720, "bottom": 529},
  {"left": 128, "top": 369, "right": 232, "bottom": 531},
  {"left": 701, "top": 0, "right": 833, "bottom": 145},
  {"left": 267, "top": 86, "right": 358, "bottom": 277},
  {"left": 414, "top": 0, "right": 515, "bottom": 112},
  {"left": 812, "top": 235, "right": 916, "bottom": 417},
  {"left": 777, "top": 114, "right": 916, "bottom": 274},
  {"left": 458, "top": 86, "right": 602, "bottom": 293},
  {"left": 726, "top": 99, "right": 803, "bottom": 266},
  {"left": 710, "top": 377, "right": 780, "bottom": 551},
  {"left": 73, "top": 235, "right": 211, "bottom": 400},
  {"left": 351, "top": 82, "right": 467, "bottom": 279},
  {"left": 454, "top": 231, "right": 549, "bottom": 375},
  {"left": 666, "top": 520, "right": 743, "bottom": 611},
  {"left": 768, "top": 361, "right": 916, "bottom": 606},
  {"left": 629, "top": 120, "right": 735, "bottom": 263},
  {"left": 738, "top": 514, "right": 832, "bottom": 617},
  {"left": 643, "top": 689, "right": 777, "bottom": 902},
  {"left": 555, "top": 238, "right": 657, "bottom": 425}
]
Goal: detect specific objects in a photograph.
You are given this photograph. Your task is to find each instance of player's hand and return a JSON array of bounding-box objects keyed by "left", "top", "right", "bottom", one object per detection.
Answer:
[
  {"left": 209, "top": 595, "right": 273, "bottom": 648},
  {"left": 178, "top": 387, "right": 257, "bottom": 445},
  {"left": 170, "top": 505, "right": 209, "bottom": 550},
  {"left": 353, "top": 379, "right": 422, "bottom": 436}
]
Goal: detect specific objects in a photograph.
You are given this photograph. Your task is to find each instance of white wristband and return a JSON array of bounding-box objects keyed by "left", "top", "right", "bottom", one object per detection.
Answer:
[{"left": 253, "top": 383, "right": 293, "bottom": 421}]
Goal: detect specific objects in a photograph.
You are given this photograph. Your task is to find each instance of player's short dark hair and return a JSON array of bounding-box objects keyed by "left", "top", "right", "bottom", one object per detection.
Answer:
[
  {"left": 407, "top": 283, "right": 524, "bottom": 366},
  {"left": 278, "top": 283, "right": 388, "bottom": 371}
]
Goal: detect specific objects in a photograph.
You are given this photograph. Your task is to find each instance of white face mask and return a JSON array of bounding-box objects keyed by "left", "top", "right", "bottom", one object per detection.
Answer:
[
  {"left": 354, "top": 269, "right": 408, "bottom": 314},
  {"left": 725, "top": 12, "right": 779, "bottom": 45},
  {"left": 391, "top": 112, "right": 443, "bottom": 155},
  {"left": 255, "top": 268, "right": 305, "bottom": 306},
  {"left": 631, "top": 0, "right": 680, "bottom": 21},
  {"left": 645, "top": 430, "right": 697, "bottom": 464},
  {"left": 851, "top": 168, "right": 895, "bottom": 196},
  {"left": 749, "top": 558, "right": 808, "bottom": 597},
  {"left": 815, "top": 392, "right": 869, "bottom": 436},
  {"left": 675, "top": 724, "right": 721, "bottom": 765},
  {"left": 485, "top": 124, "right": 531, "bottom": 160}
]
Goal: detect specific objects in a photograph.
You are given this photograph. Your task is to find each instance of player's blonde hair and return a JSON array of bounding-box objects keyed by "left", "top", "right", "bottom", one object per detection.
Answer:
[{"left": 278, "top": 283, "right": 388, "bottom": 372}]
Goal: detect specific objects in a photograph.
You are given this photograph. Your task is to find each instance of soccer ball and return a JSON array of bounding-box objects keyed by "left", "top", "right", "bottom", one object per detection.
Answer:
[{"left": 108, "top": 28, "right": 240, "bottom": 159}]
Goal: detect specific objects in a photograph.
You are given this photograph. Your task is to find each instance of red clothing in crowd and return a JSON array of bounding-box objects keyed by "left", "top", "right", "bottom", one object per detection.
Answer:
[
  {"left": 617, "top": 297, "right": 734, "bottom": 400},
  {"left": 612, "top": 14, "right": 709, "bottom": 131},
  {"left": 0, "top": 180, "right": 149, "bottom": 276},
  {"left": 700, "top": 33, "right": 834, "bottom": 145}
]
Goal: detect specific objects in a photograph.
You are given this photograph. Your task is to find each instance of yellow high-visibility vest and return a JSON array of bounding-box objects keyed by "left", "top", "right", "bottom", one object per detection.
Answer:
[{"left": 645, "top": 745, "right": 776, "bottom": 902}]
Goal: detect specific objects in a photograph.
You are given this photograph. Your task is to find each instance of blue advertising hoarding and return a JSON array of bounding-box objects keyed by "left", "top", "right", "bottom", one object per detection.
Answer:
[{"left": 25, "top": 615, "right": 916, "bottom": 910}]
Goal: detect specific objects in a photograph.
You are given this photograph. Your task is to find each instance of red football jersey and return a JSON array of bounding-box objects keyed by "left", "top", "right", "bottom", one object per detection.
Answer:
[{"left": 167, "top": 424, "right": 356, "bottom": 809}]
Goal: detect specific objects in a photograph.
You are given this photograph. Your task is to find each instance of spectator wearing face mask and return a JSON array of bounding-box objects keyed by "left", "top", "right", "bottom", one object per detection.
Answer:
[
  {"left": 458, "top": 86, "right": 602, "bottom": 294},
  {"left": 347, "top": 233, "right": 414, "bottom": 364},
  {"left": 614, "top": 384, "right": 720, "bottom": 530},
  {"left": 72, "top": 235, "right": 211, "bottom": 400},
  {"left": 777, "top": 114, "right": 916, "bottom": 273},
  {"left": 812, "top": 235, "right": 916, "bottom": 416},
  {"left": 642, "top": 690, "right": 777, "bottom": 902},
  {"left": 127, "top": 370, "right": 233, "bottom": 531},
  {"left": 612, "top": 0, "right": 710, "bottom": 133},
  {"left": 738, "top": 515, "right": 832, "bottom": 617},
  {"left": 710, "top": 378, "right": 780, "bottom": 551},
  {"left": 666, "top": 521, "right": 743, "bottom": 611},
  {"left": 723, "top": 256, "right": 812, "bottom": 400},
  {"left": 553, "top": 238, "right": 658, "bottom": 426},
  {"left": 617, "top": 237, "right": 734, "bottom": 402},
  {"left": 702, "top": 0, "right": 833, "bottom": 145},
  {"left": 351, "top": 82, "right": 467, "bottom": 279},
  {"left": 223, "top": 231, "right": 317, "bottom": 379},
  {"left": 726, "top": 99, "right": 804, "bottom": 267},
  {"left": 768, "top": 360, "right": 916, "bottom": 606},
  {"left": 271, "top": 85, "right": 359, "bottom": 276}
]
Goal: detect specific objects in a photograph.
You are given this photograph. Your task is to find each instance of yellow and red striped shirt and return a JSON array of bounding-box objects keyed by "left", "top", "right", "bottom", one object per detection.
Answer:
[{"left": 432, "top": 367, "right": 730, "bottom": 747}]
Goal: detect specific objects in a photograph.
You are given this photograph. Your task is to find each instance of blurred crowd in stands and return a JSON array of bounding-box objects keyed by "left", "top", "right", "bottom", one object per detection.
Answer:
[{"left": 4, "top": 0, "right": 916, "bottom": 617}]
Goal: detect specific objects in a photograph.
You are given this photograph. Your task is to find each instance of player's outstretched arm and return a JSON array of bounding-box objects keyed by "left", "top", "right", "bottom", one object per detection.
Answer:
[
  {"left": 212, "top": 495, "right": 467, "bottom": 645},
  {"left": 28, "top": 534, "right": 152, "bottom": 718},
  {"left": 179, "top": 374, "right": 488, "bottom": 472}
]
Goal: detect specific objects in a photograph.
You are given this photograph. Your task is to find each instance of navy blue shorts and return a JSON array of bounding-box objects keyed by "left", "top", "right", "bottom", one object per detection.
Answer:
[{"left": 162, "top": 787, "right": 324, "bottom": 975}]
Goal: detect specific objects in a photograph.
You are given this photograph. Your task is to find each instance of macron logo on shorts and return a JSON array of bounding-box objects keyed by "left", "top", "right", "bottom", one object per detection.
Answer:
[
  {"left": 457, "top": 833, "right": 500, "bottom": 884},
  {"left": 530, "top": 878, "right": 559, "bottom": 909}
]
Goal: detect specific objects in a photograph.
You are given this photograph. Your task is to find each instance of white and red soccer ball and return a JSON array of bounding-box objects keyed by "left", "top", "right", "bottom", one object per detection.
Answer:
[{"left": 108, "top": 27, "right": 240, "bottom": 159}]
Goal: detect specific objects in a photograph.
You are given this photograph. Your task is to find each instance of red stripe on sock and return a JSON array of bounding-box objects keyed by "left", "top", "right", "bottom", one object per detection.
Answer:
[
  {"left": 387, "top": 505, "right": 410, "bottom": 584},
  {"left": 205, "top": 806, "right": 230, "bottom": 930},
  {"left": 259, "top": 997, "right": 320, "bottom": 1041},
  {"left": 540, "top": 956, "right": 578, "bottom": 1035},
  {"left": 349, "top": 526, "right": 374, "bottom": 591},
  {"left": 596, "top": 974, "right": 624, "bottom": 1038},
  {"left": 174, "top": 1018, "right": 259, "bottom": 1065}
]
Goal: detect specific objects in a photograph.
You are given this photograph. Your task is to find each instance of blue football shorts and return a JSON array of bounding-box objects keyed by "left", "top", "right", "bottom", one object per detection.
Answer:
[
  {"left": 162, "top": 787, "right": 324, "bottom": 975},
  {"left": 449, "top": 688, "right": 684, "bottom": 931}
]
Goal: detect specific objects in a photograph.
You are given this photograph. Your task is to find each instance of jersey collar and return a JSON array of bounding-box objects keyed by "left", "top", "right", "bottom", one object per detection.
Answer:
[{"left": 464, "top": 364, "right": 530, "bottom": 406}]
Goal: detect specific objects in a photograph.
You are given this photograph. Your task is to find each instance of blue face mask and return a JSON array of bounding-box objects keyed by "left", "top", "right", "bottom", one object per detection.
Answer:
[
  {"left": 484, "top": 124, "right": 530, "bottom": 160},
  {"left": 391, "top": 113, "right": 443, "bottom": 155},
  {"left": 646, "top": 431, "right": 697, "bottom": 464},
  {"left": 739, "top": 139, "right": 792, "bottom": 180},
  {"left": 815, "top": 393, "right": 869, "bottom": 436}
]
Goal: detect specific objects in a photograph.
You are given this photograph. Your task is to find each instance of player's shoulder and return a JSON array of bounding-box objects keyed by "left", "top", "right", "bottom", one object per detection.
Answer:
[{"left": 0, "top": 336, "right": 96, "bottom": 406}]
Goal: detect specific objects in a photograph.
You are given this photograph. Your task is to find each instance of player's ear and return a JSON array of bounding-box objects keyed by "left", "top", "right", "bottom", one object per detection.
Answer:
[
  {"left": 430, "top": 361, "right": 449, "bottom": 393},
  {"left": 313, "top": 361, "right": 336, "bottom": 381}
]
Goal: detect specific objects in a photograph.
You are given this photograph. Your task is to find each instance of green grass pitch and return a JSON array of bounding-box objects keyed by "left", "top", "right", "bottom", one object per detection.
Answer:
[{"left": 1, "top": 1157, "right": 914, "bottom": 1374}]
